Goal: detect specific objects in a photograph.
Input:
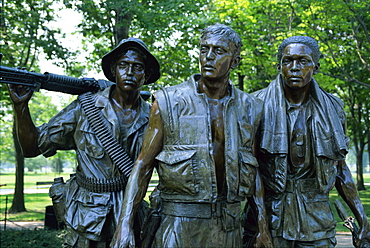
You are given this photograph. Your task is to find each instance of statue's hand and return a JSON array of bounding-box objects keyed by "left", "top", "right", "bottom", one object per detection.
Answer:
[
  {"left": 110, "top": 224, "right": 135, "bottom": 248},
  {"left": 7, "top": 84, "right": 33, "bottom": 105},
  {"left": 356, "top": 228, "right": 370, "bottom": 248},
  {"left": 254, "top": 231, "right": 274, "bottom": 248}
]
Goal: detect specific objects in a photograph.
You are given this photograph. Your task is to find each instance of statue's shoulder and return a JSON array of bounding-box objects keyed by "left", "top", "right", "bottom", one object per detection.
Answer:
[
  {"left": 233, "top": 86, "right": 263, "bottom": 103},
  {"left": 155, "top": 76, "right": 195, "bottom": 100},
  {"left": 233, "top": 87, "right": 264, "bottom": 116},
  {"left": 325, "top": 91, "right": 344, "bottom": 108},
  {"left": 251, "top": 88, "right": 265, "bottom": 98}
]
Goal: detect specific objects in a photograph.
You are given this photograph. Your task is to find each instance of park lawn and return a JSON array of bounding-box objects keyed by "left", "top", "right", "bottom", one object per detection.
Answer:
[
  {"left": 0, "top": 172, "right": 72, "bottom": 189},
  {"left": 330, "top": 187, "right": 370, "bottom": 232},
  {"left": 0, "top": 193, "right": 52, "bottom": 221},
  {"left": 0, "top": 172, "right": 159, "bottom": 222}
]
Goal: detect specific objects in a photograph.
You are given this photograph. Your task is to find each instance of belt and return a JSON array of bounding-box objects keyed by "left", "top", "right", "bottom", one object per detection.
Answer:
[
  {"left": 161, "top": 201, "right": 240, "bottom": 219},
  {"left": 76, "top": 170, "right": 127, "bottom": 193},
  {"left": 285, "top": 178, "right": 318, "bottom": 193}
]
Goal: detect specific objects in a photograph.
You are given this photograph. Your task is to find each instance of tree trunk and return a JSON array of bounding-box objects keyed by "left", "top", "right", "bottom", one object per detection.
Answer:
[
  {"left": 368, "top": 132, "right": 370, "bottom": 176},
  {"left": 8, "top": 120, "right": 26, "bottom": 213},
  {"left": 114, "top": 7, "right": 133, "bottom": 45},
  {"left": 356, "top": 145, "right": 366, "bottom": 191},
  {"left": 237, "top": 73, "right": 245, "bottom": 91}
]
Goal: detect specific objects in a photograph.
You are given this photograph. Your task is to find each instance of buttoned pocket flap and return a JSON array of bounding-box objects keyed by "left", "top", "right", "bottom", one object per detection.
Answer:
[
  {"left": 239, "top": 150, "right": 259, "bottom": 167},
  {"left": 155, "top": 150, "right": 196, "bottom": 165}
]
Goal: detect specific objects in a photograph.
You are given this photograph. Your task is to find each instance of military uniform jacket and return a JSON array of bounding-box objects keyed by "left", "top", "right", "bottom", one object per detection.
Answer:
[
  {"left": 37, "top": 85, "right": 150, "bottom": 240},
  {"left": 254, "top": 75, "right": 349, "bottom": 241},
  {"left": 154, "top": 74, "right": 263, "bottom": 203}
]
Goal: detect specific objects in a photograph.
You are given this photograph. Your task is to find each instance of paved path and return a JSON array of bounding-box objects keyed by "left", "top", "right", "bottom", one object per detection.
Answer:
[
  {"left": 336, "top": 232, "right": 354, "bottom": 247},
  {"left": 0, "top": 188, "right": 49, "bottom": 195},
  {"left": 0, "top": 220, "right": 45, "bottom": 230},
  {"left": 0, "top": 221, "right": 354, "bottom": 247}
]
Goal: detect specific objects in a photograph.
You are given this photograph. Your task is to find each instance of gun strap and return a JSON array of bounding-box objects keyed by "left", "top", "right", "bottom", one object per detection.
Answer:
[{"left": 78, "top": 92, "right": 133, "bottom": 178}]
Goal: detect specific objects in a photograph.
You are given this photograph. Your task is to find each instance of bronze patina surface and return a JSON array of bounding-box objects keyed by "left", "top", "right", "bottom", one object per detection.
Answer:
[
  {"left": 253, "top": 36, "right": 370, "bottom": 248},
  {"left": 111, "top": 24, "right": 273, "bottom": 248},
  {"left": 8, "top": 38, "right": 160, "bottom": 247}
]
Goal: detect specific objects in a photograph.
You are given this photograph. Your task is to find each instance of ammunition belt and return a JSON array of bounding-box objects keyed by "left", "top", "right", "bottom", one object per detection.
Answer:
[
  {"left": 79, "top": 92, "right": 134, "bottom": 178},
  {"left": 76, "top": 170, "right": 127, "bottom": 193}
]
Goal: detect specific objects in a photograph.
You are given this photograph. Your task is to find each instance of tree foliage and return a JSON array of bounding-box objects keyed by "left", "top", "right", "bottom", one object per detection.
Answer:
[
  {"left": 63, "top": 0, "right": 213, "bottom": 91},
  {"left": 0, "top": 0, "right": 79, "bottom": 110},
  {"left": 210, "top": 0, "right": 369, "bottom": 189},
  {"left": 1, "top": 0, "right": 77, "bottom": 212},
  {"left": 1, "top": 0, "right": 369, "bottom": 192}
]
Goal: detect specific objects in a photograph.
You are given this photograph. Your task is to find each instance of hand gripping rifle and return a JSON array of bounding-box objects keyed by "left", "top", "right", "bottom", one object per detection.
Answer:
[
  {"left": 0, "top": 55, "right": 151, "bottom": 99},
  {"left": 334, "top": 199, "right": 359, "bottom": 245}
]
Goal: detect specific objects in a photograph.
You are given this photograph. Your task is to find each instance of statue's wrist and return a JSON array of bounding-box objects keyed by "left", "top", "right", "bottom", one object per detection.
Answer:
[{"left": 13, "top": 102, "right": 29, "bottom": 110}]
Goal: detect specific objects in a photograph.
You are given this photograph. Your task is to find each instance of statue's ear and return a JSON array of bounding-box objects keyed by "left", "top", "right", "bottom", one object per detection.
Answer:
[
  {"left": 145, "top": 72, "right": 151, "bottom": 83},
  {"left": 313, "top": 63, "right": 320, "bottom": 75},
  {"left": 231, "top": 55, "right": 241, "bottom": 69},
  {"left": 111, "top": 64, "right": 116, "bottom": 78}
]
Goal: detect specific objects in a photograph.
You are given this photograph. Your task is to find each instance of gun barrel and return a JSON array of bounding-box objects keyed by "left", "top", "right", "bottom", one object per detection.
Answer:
[
  {"left": 43, "top": 73, "right": 101, "bottom": 95},
  {"left": 0, "top": 65, "right": 43, "bottom": 91},
  {"left": 0, "top": 65, "right": 113, "bottom": 95}
]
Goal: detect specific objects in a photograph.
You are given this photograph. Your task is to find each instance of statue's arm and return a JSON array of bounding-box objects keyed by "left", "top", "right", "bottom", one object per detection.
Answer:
[
  {"left": 246, "top": 120, "right": 273, "bottom": 247},
  {"left": 111, "top": 100, "right": 164, "bottom": 248},
  {"left": 335, "top": 160, "right": 370, "bottom": 247},
  {"left": 250, "top": 168, "right": 273, "bottom": 248},
  {"left": 7, "top": 84, "right": 40, "bottom": 157}
]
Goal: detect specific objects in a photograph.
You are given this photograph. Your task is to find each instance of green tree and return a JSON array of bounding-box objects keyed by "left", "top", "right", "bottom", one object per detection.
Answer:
[
  {"left": 63, "top": 0, "right": 212, "bottom": 90},
  {"left": 295, "top": 0, "right": 370, "bottom": 190},
  {"left": 1, "top": 0, "right": 72, "bottom": 213},
  {"left": 212, "top": 0, "right": 293, "bottom": 92},
  {"left": 0, "top": 114, "right": 15, "bottom": 170},
  {"left": 212, "top": 0, "right": 369, "bottom": 189}
]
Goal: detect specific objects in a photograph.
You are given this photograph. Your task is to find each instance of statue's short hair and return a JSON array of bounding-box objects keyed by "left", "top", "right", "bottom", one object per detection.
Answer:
[
  {"left": 200, "top": 23, "right": 242, "bottom": 56},
  {"left": 277, "top": 36, "right": 322, "bottom": 64}
]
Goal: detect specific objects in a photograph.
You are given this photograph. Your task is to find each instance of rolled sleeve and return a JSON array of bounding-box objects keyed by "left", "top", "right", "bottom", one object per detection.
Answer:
[{"left": 38, "top": 100, "right": 79, "bottom": 157}]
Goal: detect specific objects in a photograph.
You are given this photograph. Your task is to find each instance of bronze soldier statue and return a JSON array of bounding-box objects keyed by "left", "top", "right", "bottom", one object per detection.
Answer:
[
  {"left": 8, "top": 38, "right": 160, "bottom": 247},
  {"left": 254, "top": 36, "right": 370, "bottom": 247},
  {"left": 111, "top": 23, "right": 273, "bottom": 248}
]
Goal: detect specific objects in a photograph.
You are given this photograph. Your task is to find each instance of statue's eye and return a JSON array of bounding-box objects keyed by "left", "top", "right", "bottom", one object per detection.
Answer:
[{"left": 215, "top": 48, "right": 226, "bottom": 55}]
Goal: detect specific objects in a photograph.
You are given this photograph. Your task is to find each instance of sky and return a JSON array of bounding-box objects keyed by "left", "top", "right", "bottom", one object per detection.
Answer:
[
  {"left": 39, "top": 6, "right": 105, "bottom": 79},
  {"left": 38, "top": 6, "right": 105, "bottom": 107}
]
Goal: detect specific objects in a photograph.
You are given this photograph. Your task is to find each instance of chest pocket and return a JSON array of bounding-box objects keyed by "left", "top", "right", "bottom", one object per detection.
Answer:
[
  {"left": 156, "top": 150, "right": 198, "bottom": 195},
  {"left": 178, "top": 116, "right": 207, "bottom": 145},
  {"left": 238, "top": 150, "right": 258, "bottom": 197},
  {"left": 238, "top": 121, "right": 253, "bottom": 147},
  {"left": 76, "top": 120, "right": 105, "bottom": 159}
]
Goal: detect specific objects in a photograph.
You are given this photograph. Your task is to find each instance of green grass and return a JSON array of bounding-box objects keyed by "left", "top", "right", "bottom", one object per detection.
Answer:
[
  {"left": 330, "top": 187, "right": 370, "bottom": 232},
  {"left": 0, "top": 172, "right": 71, "bottom": 190},
  {"left": 0, "top": 172, "right": 71, "bottom": 222},
  {"left": 0, "top": 172, "right": 157, "bottom": 221},
  {"left": 1, "top": 172, "right": 369, "bottom": 234},
  {"left": 0, "top": 193, "right": 52, "bottom": 221}
]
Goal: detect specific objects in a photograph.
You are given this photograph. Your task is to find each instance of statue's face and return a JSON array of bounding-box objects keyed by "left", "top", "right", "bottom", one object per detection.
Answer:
[
  {"left": 114, "top": 49, "right": 146, "bottom": 92},
  {"left": 280, "top": 43, "right": 318, "bottom": 90},
  {"left": 199, "top": 34, "right": 238, "bottom": 82}
]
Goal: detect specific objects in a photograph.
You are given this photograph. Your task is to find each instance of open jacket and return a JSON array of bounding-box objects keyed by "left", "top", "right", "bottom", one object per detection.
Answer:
[{"left": 155, "top": 74, "right": 263, "bottom": 203}]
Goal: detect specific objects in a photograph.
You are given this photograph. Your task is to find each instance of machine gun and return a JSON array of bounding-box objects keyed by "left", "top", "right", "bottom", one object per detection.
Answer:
[
  {"left": 334, "top": 199, "right": 359, "bottom": 245},
  {"left": 0, "top": 64, "right": 114, "bottom": 95},
  {"left": 0, "top": 55, "right": 150, "bottom": 99}
]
